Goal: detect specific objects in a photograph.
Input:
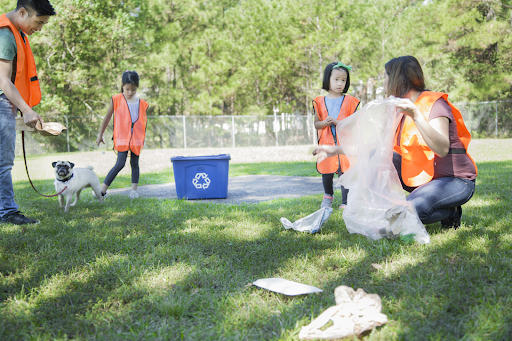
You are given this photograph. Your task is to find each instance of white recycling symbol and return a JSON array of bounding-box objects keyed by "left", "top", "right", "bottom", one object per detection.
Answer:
[{"left": 192, "top": 173, "right": 211, "bottom": 189}]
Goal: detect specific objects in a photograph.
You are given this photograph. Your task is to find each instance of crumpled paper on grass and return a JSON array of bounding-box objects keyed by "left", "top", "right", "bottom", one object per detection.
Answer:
[
  {"left": 299, "top": 286, "right": 388, "bottom": 340},
  {"left": 280, "top": 207, "right": 333, "bottom": 233},
  {"left": 15, "top": 117, "right": 67, "bottom": 136},
  {"left": 334, "top": 97, "right": 430, "bottom": 244}
]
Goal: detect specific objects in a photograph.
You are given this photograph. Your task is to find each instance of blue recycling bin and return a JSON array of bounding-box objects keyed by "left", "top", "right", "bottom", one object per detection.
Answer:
[{"left": 170, "top": 154, "right": 230, "bottom": 200}]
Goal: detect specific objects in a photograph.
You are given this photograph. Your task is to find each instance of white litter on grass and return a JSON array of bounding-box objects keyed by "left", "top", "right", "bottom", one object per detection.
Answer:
[
  {"left": 280, "top": 207, "right": 333, "bottom": 233},
  {"left": 252, "top": 278, "right": 323, "bottom": 296},
  {"left": 299, "top": 286, "right": 388, "bottom": 340}
]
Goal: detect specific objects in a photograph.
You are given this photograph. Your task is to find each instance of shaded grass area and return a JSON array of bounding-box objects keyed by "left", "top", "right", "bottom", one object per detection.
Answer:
[{"left": 1, "top": 149, "right": 512, "bottom": 340}]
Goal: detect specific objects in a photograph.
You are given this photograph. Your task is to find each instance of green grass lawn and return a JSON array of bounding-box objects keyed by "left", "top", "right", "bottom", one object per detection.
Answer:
[{"left": 1, "top": 140, "right": 512, "bottom": 340}]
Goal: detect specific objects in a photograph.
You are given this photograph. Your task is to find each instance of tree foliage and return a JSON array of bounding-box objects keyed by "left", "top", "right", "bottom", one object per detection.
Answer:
[{"left": 3, "top": 0, "right": 512, "bottom": 121}]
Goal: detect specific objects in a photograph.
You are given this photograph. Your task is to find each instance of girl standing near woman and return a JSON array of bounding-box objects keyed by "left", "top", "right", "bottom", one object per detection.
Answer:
[
  {"left": 96, "top": 70, "right": 149, "bottom": 199},
  {"left": 313, "top": 62, "right": 360, "bottom": 209}
]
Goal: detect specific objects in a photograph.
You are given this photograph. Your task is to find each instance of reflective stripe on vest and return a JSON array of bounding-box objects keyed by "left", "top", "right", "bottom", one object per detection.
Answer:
[
  {"left": 0, "top": 14, "right": 41, "bottom": 107},
  {"left": 112, "top": 93, "right": 148, "bottom": 156},
  {"left": 394, "top": 91, "right": 478, "bottom": 187},
  {"left": 313, "top": 95, "right": 360, "bottom": 174}
]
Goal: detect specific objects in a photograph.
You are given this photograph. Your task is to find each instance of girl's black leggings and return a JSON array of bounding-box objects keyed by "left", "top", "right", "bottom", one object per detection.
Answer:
[
  {"left": 104, "top": 151, "right": 139, "bottom": 186},
  {"left": 322, "top": 172, "right": 349, "bottom": 205}
]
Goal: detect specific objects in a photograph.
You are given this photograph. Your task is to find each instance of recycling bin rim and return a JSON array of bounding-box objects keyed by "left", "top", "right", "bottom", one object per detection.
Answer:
[{"left": 171, "top": 154, "right": 231, "bottom": 162}]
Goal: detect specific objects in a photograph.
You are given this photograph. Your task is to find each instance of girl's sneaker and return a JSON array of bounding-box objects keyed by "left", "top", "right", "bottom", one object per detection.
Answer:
[
  {"left": 339, "top": 204, "right": 347, "bottom": 209},
  {"left": 129, "top": 190, "right": 139, "bottom": 199},
  {"left": 321, "top": 194, "right": 333, "bottom": 209}
]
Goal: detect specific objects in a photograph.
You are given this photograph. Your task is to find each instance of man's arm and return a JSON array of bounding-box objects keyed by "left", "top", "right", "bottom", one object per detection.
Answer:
[{"left": 0, "top": 58, "right": 42, "bottom": 127}]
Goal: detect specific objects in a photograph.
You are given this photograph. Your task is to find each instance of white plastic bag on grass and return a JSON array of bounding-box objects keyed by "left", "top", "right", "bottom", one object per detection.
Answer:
[
  {"left": 299, "top": 286, "right": 388, "bottom": 340},
  {"left": 280, "top": 207, "right": 333, "bottom": 233},
  {"left": 335, "top": 97, "right": 430, "bottom": 244}
]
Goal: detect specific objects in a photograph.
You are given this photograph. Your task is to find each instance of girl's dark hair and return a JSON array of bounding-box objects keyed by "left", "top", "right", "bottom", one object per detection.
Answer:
[
  {"left": 384, "top": 56, "right": 426, "bottom": 97},
  {"left": 17, "top": 0, "right": 56, "bottom": 16},
  {"left": 322, "top": 62, "right": 351, "bottom": 93},
  {"left": 121, "top": 70, "right": 139, "bottom": 92}
]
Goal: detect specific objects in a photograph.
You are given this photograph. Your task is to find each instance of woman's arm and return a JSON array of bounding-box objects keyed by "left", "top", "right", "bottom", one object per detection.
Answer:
[
  {"left": 395, "top": 99, "right": 450, "bottom": 157},
  {"left": 96, "top": 101, "right": 114, "bottom": 146},
  {"left": 312, "top": 145, "right": 344, "bottom": 163}
]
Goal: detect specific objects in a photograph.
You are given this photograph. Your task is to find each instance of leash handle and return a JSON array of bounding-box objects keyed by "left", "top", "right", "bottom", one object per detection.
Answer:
[{"left": 21, "top": 131, "right": 67, "bottom": 197}]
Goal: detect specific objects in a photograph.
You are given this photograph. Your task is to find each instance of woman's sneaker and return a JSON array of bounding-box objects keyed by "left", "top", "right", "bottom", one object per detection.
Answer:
[
  {"left": 129, "top": 190, "right": 139, "bottom": 199},
  {"left": 1, "top": 211, "right": 39, "bottom": 225},
  {"left": 441, "top": 206, "right": 462, "bottom": 229},
  {"left": 321, "top": 194, "right": 333, "bottom": 209}
]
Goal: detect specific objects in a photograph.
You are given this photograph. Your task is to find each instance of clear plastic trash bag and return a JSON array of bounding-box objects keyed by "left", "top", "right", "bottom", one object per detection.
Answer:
[
  {"left": 280, "top": 207, "right": 333, "bottom": 233},
  {"left": 335, "top": 97, "right": 430, "bottom": 244}
]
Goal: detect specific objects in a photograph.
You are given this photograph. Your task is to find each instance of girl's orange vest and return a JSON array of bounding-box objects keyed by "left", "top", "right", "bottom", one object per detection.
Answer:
[
  {"left": 0, "top": 14, "right": 41, "bottom": 107},
  {"left": 394, "top": 91, "right": 478, "bottom": 187},
  {"left": 313, "top": 95, "right": 360, "bottom": 174},
  {"left": 112, "top": 93, "right": 148, "bottom": 156}
]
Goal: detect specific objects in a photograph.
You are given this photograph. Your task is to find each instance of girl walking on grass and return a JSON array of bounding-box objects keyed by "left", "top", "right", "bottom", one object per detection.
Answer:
[
  {"left": 96, "top": 70, "right": 149, "bottom": 199},
  {"left": 313, "top": 62, "right": 360, "bottom": 209}
]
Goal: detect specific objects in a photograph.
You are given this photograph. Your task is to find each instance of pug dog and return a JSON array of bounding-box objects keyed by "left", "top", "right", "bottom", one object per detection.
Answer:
[{"left": 52, "top": 161, "right": 103, "bottom": 212}]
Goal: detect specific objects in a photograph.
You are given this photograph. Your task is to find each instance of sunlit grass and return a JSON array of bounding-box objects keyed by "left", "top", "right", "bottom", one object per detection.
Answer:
[{"left": 1, "top": 139, "right": 511, "bottom": 340}]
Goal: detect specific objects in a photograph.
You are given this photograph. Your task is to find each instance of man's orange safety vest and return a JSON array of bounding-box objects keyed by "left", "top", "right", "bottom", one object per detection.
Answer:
[
  {"left": 394, "top": 91, "right": 478, "bottom": 187},
  {"left": 313, "top": 95, "right": 360, "bottom": 174},
  {"left": 112, "top": 93, "right": 148, "bottom": 156},
  {"left": 0, "top": 13, "right": 41, "bottom": 107}
]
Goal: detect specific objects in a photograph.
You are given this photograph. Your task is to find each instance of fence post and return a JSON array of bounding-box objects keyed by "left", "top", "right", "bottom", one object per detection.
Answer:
[
  {"left": 65, "top": 115, "right": 70, "bottom": 153},
  {"left": 495, "top": 102, "right": 498, "bottom": 138},
  {"left": 273, "top": 106, "right": 279, "bottom": 146},
  {"left": 308, "top": 110, "right": 316, "bottom": 145},
  {"left": 232, "top": 115, "right": 235, "bottom": 148},
  {"left": 182, "top": 116, "right": 187, "bottom": 149}
]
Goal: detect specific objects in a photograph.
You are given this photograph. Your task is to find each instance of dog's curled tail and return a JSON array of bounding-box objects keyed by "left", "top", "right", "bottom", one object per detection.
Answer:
[{"left": 86, "top": 165, "right": 94, "bottom": 170}]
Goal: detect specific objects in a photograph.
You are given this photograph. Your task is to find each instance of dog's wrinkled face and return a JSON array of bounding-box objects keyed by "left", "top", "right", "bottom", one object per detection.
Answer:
[{"left": 52, "top": 161, "right": 75, "bottom": 180}]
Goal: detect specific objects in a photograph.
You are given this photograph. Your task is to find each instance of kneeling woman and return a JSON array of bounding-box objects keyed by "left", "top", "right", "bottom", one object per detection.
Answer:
[
  {"left": 314, "top": 56, "right": 477, "bottom": 229},
  {"left": 387, "top": 56, "right": 476, "bottom": 229}
]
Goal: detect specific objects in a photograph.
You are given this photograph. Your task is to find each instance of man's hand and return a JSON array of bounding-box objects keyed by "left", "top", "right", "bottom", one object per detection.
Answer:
[{"left": 23, "top": 109, "right": 43, "bottom": 128}]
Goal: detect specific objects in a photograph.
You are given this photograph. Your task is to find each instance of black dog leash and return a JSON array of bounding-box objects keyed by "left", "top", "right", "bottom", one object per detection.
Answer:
[{"left": 21, "top": 129, "right": 67, "bottom": 198}]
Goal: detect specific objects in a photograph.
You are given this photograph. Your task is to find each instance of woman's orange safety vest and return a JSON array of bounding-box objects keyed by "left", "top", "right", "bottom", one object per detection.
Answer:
[
  {"left": 394, "top": 91, "right": 478, "bottom": 187},
  {"left": 112, "top": 93, "right": 148, "bottom": 156},
  {"left": 313, "top": 95, "right": 360, "bottom": 174},
  {"left": 0, "top": 14, "right": 41, "bottom": 107}
]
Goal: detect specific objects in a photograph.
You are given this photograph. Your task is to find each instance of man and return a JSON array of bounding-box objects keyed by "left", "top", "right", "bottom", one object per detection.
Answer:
[{"left": 0, "top": 0, "right": 55, "bottom": 225}]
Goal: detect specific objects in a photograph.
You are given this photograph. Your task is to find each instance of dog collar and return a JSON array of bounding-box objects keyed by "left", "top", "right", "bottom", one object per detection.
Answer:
[{"left": 57, "top": 173, "right": 74, "bottom": 183}]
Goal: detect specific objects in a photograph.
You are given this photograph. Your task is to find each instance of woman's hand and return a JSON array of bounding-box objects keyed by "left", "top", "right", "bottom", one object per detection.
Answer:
[
  {"left": 96, "top": 134, "right": 105, "bottom": 146},
  {"left": 395, "top": 98, "right": 421, "bottom": 120},
  {"left": 313, "top": 145, "right": 343, "bottom": 163}
]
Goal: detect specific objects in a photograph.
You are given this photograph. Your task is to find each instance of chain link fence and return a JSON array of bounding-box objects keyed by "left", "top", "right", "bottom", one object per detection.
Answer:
[
  {"left": 16, "top": 100, "right": 512, "bottom": 156},
  {"left": 16, "top": 113, "right": 317, "bottom": 156},
  {"left": 454, "top": 100, "right": 512, "bottom": 139}
]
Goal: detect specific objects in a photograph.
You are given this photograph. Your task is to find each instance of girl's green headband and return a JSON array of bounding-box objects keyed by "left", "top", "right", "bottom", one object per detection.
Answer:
[{"left": 333, "top": 61, "right": 352, "bottom": 71}]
